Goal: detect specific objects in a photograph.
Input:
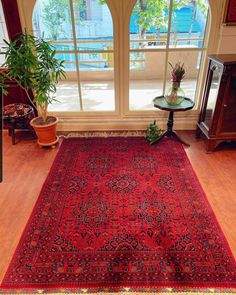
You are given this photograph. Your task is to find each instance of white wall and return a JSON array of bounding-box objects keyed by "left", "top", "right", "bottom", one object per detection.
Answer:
[{"left": 218, "top": 26, "right": 236, "bottom": 53}]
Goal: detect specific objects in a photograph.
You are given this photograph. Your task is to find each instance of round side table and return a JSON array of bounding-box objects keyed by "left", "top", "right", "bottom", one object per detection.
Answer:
[
  {"left": 3, "top": 103, "right": 35, "bottom": 145},
  {"left": 152, "top": 96, "right": 195, "bottom": 146}
]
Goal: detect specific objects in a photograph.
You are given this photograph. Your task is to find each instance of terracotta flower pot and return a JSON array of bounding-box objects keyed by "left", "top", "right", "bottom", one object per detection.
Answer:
[{"left": 30, "top": 116, "right": 59, "bottom": 147}]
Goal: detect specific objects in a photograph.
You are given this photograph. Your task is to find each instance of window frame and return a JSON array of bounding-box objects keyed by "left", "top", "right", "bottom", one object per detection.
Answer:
[
  {"left": 16, "top": 0, "right": 218, "bottom": 130},
  {"left": 125, "top": 0, "right": 210, "bottom": 114}
]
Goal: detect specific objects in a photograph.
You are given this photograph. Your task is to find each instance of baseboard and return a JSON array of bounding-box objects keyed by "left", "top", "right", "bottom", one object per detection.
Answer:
[{"left": 56, "top": 114, "right": 198, "bottom": 132}]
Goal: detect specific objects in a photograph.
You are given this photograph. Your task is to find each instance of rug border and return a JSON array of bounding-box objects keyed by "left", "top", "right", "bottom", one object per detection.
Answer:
[
  {"left": 1, "top": 137, "right": 236, "bottom": 292},
  {"left": 0, "top": 138, "right": 70, "bottom": 286},
  {"left": 177, "top": 141, "right": 236, "bottom": 267}
]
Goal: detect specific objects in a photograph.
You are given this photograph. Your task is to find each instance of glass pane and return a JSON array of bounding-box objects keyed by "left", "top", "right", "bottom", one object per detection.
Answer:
[
  {"left": 130, "top": 0, "right": 170, "bottom": 50},
  {"left": 169, "top": 0, "right": 208, "bottom": 48},
  {"left": 79, "top": 54, "right": 115, "bottom": 111},
  {"left": 77, "top": 40, "right": 113, "bottom": 51},
  {"left": 130, "top": 52, "right": 145, "bottom": 70},
  {"left": 73, "top": 0, "right": 113, "bottom": 51},
  {"left": 33, "top": 0, "right": 73, "bottom": 49},
  {"left": 52, "top": 41, "right": 75, "bottom": 52},
  {"left": 48, "top": 81, "right": 81, "bottom": 112},
  {"left": 129, "top": 52, "right": 165, "bottom": 110},
  {"left": 165, "top": 51, "right": 202, "bottom": 102},
  {"left": 203, "top": 65, "right": 221, "bottom": 128},
  {"left": 80, "top": 81, "right": 115, "bottom": 111},
  {"left": 48, "top": 54, "right": 81, "bottom": 112},
  {"left": 0, "top": 1, "right": 9, "bottom": 64},
  {"left": 56, "top": 53, "right": 76, "bottom": 71},
  {"left": 78, "top": 51, "right": 113, "bottom": 70}
]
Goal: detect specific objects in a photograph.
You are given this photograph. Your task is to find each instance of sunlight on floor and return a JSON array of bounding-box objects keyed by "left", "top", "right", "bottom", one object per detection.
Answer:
[
  {"left": 48, "top": 81, "right": 115, "bottom": 112},
  {"left": 129, "top": 80, "right": 163, "bottom": 110},
  {"left": 48, "top": 79, "right": 197, "bottom": 112}
]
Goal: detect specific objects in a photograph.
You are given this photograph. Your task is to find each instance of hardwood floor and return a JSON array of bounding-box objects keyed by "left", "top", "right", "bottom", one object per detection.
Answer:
[{"left": 0, "top": 130, "right": 236, "bottom": 284}]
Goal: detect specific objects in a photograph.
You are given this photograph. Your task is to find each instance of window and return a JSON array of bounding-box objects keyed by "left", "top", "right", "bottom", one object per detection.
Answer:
[
  {"left": 33, "top": 0, "right": 115, "bottom": 112},
  {"left": 129, "top": 0, "right": 209, "bottom": 110},
  {"left": 0, "top": 1, "right": 9, "bottom": 64},
  {"left": 33, "top": 0, "right": 209, "bottom": 114}
]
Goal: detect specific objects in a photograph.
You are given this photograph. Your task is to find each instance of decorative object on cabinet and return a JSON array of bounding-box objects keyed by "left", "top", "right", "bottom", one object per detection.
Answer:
[
  {"left": 223, "top": 0, "right": 236, "bottom": 25},
  {"left": 196, "top": 54, "right": 236, "bottom": 152}
]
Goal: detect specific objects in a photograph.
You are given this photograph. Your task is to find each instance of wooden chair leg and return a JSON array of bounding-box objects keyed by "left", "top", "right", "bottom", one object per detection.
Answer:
[
  {"left": 206, "top": 139, "right": 216, "bottom": 153},
  {"left": 11, "top": 127, "right": 15, "bottom": 145}
]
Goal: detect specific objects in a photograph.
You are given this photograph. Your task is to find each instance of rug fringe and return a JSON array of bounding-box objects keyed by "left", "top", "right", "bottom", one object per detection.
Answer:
[
  {"left": 1, "top": 292, "right": 236, "bottom": 295},
  {"left": 1, "top": 288, "right": 236, "bottom": 295},
  {"left": 62, "top": 130, "right": 146, "bottom": 139}
]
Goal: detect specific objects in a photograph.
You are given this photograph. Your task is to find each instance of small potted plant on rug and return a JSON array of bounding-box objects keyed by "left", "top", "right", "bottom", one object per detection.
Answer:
[
  {"left": 165, "top": 62, "right": 185, "bottom": 106},
  {"left": 0, "top": 31, "right": 65, "bottom": 147},
  {"left": 146, "top": 120, "right": 162, "bottom": 144}
]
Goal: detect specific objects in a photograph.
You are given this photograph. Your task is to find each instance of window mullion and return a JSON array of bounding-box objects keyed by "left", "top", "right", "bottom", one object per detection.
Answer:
[
  {"left": 69, "top": 0, "right": 84, "bottom": 111},
  {"left": 162, "top": 0, "right": 174, "bottom": 96}
]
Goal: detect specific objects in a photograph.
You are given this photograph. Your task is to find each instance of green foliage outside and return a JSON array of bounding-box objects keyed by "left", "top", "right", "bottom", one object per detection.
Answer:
[
  {"left": 100, "top": 0, "right": 208, "bottom": 39},
  {"left": 38, "top": 0, "right": 208, "bottom": 41},
  {"left": 39, "top": 0, "right": 87, "bottom": 40},
  {"left": 194, "top": 0, "right": 208, "bottom": 16},
  {"left": 41, "top": 0, "right": 68, "bottom": 40},
  {"left": 133, "top": 0, "right": 208, "bottom": 39},
  {"left": 135, "top": 0, "right": 186, "bottom": 37}
]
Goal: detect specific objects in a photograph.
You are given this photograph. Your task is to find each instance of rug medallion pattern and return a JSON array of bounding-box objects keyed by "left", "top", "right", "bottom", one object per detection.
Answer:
[{"left": 1, "top": 137, "right": 236, "bottom": 290}]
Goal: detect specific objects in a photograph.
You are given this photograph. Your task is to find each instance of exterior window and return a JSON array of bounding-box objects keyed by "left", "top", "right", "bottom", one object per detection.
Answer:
[
  {"left": 33, "top": 0, "right": 209, "bottom": 113},
  {"left": 33, "top": 0, "right": 114, "bottom": 112},
  {"left": 129, "top": 0, "right": 208, "bottom": 110},
  {"left": 0, "top": 1, "right": 9, "bottom": 64}
]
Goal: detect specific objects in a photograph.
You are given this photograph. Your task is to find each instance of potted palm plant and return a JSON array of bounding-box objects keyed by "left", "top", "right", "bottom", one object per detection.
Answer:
[{"left": 0, "top": 31, "right": 65, "bottom": 147}]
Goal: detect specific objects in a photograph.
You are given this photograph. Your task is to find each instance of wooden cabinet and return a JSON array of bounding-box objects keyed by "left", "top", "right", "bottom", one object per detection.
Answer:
[{"left": 196, "top": 54, "right": 236, "bottom": 152}]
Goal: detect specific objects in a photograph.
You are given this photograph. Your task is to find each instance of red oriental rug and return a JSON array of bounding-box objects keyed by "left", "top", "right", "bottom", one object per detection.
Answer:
[{"left": 1, "top": 137, "right": 236, "bottom": 293}]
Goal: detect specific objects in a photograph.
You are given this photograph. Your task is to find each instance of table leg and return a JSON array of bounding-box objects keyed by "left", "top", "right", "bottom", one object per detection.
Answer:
[
  {"left": 166, "top": 111, "right": 174, "bottom": 136},
  {"left": 151, "top": 111, "right": 190, "bottom": 146},
  {"left": 196, "top": 124, "right": 202, "bottom": 139},
  {"left": 150, "top": 112, "right": 173, "bottom": 145},
  {"left": 150, "top": 130, "right": 168, "bottom": 145},
  {"left": 11, "top": 126, "right": 15, "bottom": 145},
  {"left": 171, "top": 131, "right": 190, "bottom": 146}
]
